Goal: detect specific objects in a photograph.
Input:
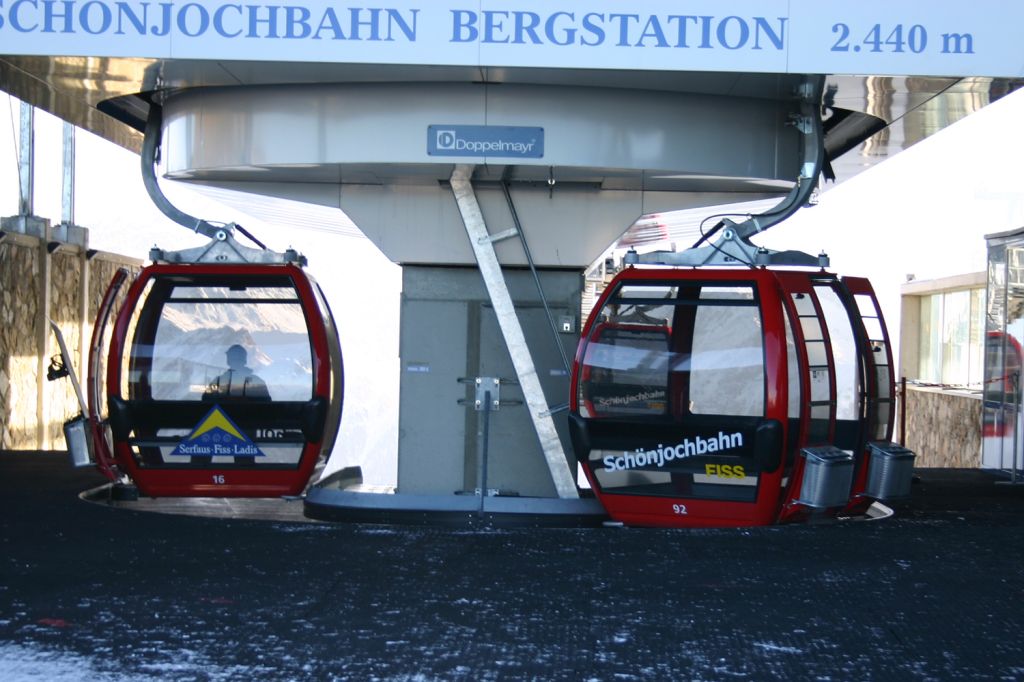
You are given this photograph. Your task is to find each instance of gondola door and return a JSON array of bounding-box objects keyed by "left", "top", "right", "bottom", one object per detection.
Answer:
[
  {"left": 97, "top": 263, "right": 341, "bottom": 497},
  {"left": 773, "top": 273, "right": 846, "bottom": 522},
  {"left": 86, "top": 267, "right": 131, "bottom": 482},
  {"left": 840, "top": 276, "right": 901, "bottom": 507},
  {"left": 841, "top": 277, "right": 896, "bottom": 445},
  {"left": 569, "top": 268, "right": 791, "bottom": 527}
]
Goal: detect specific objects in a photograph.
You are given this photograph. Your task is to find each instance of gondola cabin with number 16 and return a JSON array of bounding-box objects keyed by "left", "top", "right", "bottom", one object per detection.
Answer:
[{"left": 84, "top": 234, "right": 343, "bottom": 498}]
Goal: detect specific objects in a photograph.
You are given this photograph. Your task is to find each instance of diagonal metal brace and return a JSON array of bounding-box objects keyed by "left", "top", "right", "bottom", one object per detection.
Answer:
[{"left": 450, "top": 165, "right": 579, "bottom": 499}]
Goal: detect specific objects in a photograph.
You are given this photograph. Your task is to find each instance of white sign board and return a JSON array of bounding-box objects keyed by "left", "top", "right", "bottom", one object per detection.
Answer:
[{"left": 0, "top": 0, "right": 1020, "bottom": 78}]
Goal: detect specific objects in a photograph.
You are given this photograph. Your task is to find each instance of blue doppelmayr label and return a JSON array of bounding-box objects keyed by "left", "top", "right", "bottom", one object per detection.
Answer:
[{"left": 427, "top": 125, "right": 544, "bottom": 158}]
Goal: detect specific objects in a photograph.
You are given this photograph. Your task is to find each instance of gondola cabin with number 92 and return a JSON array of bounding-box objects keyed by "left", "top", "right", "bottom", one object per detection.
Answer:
[
  {"left": 85, "top": 235, "right": 343, "bottom": 498},
  {"left": 568, "top": 264, "right": 916, "bottom": 528}
]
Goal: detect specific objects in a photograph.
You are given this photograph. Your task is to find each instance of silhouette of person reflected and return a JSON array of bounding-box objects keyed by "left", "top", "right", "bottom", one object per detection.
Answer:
[
  {"left": 203, "top": 344, "right": 271, "bottom": 402},
  {"left": 201, "top": 344, "right": 270, "bottom": 466}
]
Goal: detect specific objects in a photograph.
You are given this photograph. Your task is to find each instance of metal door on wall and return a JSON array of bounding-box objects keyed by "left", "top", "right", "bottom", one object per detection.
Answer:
[
  {"left": 396, "top": 266, "right": 582, "bottom": 498},
  {"left": 474, "top": 303, "right": 578, "bottom": 498},
  {"left": 397, "top": 299, "right": 469, "bottom": 495}
]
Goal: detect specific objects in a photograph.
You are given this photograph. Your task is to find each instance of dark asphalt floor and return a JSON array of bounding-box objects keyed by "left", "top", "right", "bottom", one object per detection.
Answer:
[{"left": 2, "top": 451, "right": 1024, "bottom": 681}]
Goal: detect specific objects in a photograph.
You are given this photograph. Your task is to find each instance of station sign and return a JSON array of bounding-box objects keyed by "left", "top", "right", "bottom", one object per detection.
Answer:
[{"left": 0, "top": 1, "right": 1021, "bottom": 79}]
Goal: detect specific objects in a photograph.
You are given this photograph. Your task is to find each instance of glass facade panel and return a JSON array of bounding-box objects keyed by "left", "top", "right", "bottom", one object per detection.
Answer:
[
  {"left": 873, "top": 402, "right": 892, "bottom": 440},
  {"left": 941, "top": 290, "right": 971, "bottom": 387},
  {"left": 917, "top": 288, "right": 986, "bottom": 389},
  {"left": 971, "top": 288, "right": 985, "bottom": 385},
  {"left": 861, "top": 316, "right": 885, "bottom": 342},
  {"left": 855, "top": 294, "right": 878, "bottom": 318},
  {"left": 876, "top": 365, "right": 892, "bottom": 400},
  {"left": 919, "top": 294, "right": 940, "bottom": 383},
  {"left": 983, "top": 243, "right": 1010, "bottom": 470}
]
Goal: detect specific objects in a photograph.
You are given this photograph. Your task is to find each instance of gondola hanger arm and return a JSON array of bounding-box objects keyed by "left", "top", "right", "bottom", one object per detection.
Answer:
[
  {"left": 633, "top": 75, "right": 828, "bottom": 269},
  {"left": 141, "top": 100, "right": 306, "bottom": 266},
  {"left": 141, "top": 101, "right": 232, "bottom": 242}
]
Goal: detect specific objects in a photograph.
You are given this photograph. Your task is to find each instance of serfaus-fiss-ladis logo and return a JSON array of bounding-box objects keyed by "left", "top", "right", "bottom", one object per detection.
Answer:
[
  {"left": 603, "top": 431, "right": 743, "bottom": 471},
  {"left": 170, "top": 405, "right": 265, "bottom": 458}
]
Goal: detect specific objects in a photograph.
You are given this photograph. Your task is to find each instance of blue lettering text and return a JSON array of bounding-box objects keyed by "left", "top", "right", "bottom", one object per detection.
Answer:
[
  {"left": 450, "top": 8, "right": 475, "bottom": 42},
  {"left": 10, "top": 0, "right": 38, "bottom": 31},
  {"left": 284, "top": 4, "right": 307, "bottom": 38},
  {"left": 176, "top": 2, "right": 208, "bottom": 37},
  {"left": 80, "top": 0, "right": 111, "bottom": 34},
  {"left": 212, "top": 3, "right": 241, "bottom": 37},
  {"left": 42, "top": 0, "right": 73, "bottom": 33}
]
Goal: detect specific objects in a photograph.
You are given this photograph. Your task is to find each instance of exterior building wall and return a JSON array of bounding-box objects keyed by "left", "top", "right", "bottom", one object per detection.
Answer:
[
  {"left": 47, "top": 251, "right": 84, "bottom": 445},
  {"left": 0, "top": 229, "right": 140, "bottom": 450},
  {"left": 0, "top": 237, "right": 41, "bottom": 449},
  {"left": 904, "top": 386, "right": 982, "bottom": 468}
]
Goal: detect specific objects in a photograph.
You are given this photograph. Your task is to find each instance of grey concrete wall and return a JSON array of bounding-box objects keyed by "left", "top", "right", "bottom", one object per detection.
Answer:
[{"left": 0, "top": 229, "right": 140, "bottom": 450}]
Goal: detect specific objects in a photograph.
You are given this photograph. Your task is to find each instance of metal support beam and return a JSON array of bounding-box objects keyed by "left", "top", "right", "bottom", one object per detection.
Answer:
[
  {"left": 61, "top": 121, "right": 75, "bottom": 225},
  {"left": 18, "top": 102, "right": 33, "bottom": 216},
  {"left": 450, "top": 165, "right": 578, "bottom": 499}
]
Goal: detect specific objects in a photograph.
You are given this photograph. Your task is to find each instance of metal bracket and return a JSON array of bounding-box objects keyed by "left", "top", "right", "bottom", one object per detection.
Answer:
[
  {"left": 789, "top": 113, "right": 815, "bottom": 135},
  {"left": 539, "top": 403, "right": 570, "bottom": 418},
  {"left": 150, "top": 232, "right": 306, "bottom": 266},
  {"left": 474, "top": 377, "right": 501, "bottom": 411},
  {"left": 626, "top": 229, "right": 829, "bottom": 269},
  {"left": 477, "top": 227, "right": 519, "bottom": 245},
  {"left": 679, "top": 74, "right": 827, "bottom": 260},
  {"left": 457, "top": 376, "right": 525, "bottom": 411}
]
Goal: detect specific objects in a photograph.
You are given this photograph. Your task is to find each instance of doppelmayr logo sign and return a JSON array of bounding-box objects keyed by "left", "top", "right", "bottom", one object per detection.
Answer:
[{"left": 428, "top": 125, "right": 544, "bottom": 159}]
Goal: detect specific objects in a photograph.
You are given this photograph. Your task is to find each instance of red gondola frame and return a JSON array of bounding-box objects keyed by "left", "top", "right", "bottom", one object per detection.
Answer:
[{"left": 570, "top": 266, "right": 897, "bottom": 527}]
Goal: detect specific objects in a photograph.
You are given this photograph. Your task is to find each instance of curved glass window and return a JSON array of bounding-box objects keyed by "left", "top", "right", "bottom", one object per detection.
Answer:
[
  {"left": 118, "top": 274, "right": 315, "bottom": 469},
  {"left": 578, "top": 281, "right": 766, "bottom": 502},
  {"left": 132, "top": 281, "right": 312, "bottom": 402},
  {"left": 580, "top": 282, "right": 765, "bottom": 419}
]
